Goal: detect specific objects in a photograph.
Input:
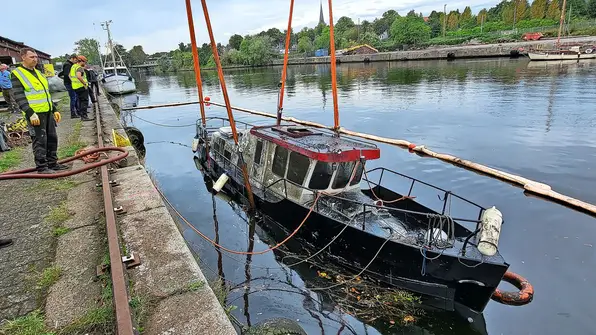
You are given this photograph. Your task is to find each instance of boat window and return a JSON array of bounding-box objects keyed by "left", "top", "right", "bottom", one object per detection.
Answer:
[
  {"left": 217, "top": 138, "right": 225, "bottom": 154},
  {"left": 272, "top": 146, "right": 289, "bottom": 177},
  {"left": 287, "top": 152, "right": 310, "bottom": 185},
  {"left": 212, "top": 139, "right": 220, "bottom": 153},
  {"left": 224, "top": 150, "right": 231, "bottom": 162},
  {"left": 308, "top": 161, "right": 333, "bottom": 190},
  {"left": 350, "top": 162, "right": 364, "bottom": 186},
  {"left": 254, "top": 140, "right": 263, "bottom": 165},
  {"left": 332, "top": 161, "right": 355, "bottom": 189}
]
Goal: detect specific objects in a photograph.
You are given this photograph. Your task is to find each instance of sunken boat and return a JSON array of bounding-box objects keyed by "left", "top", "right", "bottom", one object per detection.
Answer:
[{"left": 191, "top": 116, "right": 530, "bottom": 322}]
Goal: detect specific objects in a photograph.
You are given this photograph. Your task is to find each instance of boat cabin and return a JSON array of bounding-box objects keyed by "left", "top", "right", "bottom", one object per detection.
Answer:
[{"left": 209, "top": 125, "right": 380, "bottom": 203}]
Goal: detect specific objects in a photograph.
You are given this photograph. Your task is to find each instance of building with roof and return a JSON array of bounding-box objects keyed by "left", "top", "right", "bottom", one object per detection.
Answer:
[
  {"left": 318, "top": 1, "right": 325, "bottom": 26},
  {"left": 0, "top": 35, "right": 52, "bottom": 66}
]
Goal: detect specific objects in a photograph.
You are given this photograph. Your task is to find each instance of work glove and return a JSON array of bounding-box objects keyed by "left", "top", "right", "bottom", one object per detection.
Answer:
[
  {"left": 54, "top": 111, "right": 61, "bottom": 123},
  {"left": 30, "top": 113, "right": 40, "bottom": 126}
]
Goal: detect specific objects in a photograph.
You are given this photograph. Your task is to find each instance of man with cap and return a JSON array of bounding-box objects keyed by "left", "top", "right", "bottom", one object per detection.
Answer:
[
  {"left": 0, "top": 64, "right": 19, "bottom": 114},
  {"left": 59, "top": 54, "right": 80, "bottom": 118},
  {"left": 11, "top": 48, "right": 67, "bottom": 174},
  {"left": 69, "top": 55, "right": 92, "bottom": 121}
]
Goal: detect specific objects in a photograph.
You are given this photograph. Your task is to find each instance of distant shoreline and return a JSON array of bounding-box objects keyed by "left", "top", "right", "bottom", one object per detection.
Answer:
[{"left": 151, "top": 35, "right": 596, "bottom": 72}]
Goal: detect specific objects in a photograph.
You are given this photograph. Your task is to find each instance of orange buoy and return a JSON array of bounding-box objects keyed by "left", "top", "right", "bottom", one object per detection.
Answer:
[
  {"left": 204, "top": 96, "right": 211, "bottom": 106},
  {"left": 491, "top": 271, "right": 534, "bottom": 306}
]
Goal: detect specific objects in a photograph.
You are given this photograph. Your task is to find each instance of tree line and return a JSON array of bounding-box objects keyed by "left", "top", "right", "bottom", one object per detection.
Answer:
[{"left": 57, "top": 0, "right": 596, "bottom": 70}]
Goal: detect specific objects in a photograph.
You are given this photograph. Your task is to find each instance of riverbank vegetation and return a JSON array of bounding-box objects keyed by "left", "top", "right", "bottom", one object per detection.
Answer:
[{"left": 61, "top": 0, "right": 596, "bottom": 70}]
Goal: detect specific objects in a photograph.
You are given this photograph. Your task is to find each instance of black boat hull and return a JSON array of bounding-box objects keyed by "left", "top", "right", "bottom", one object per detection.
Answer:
[{"left": 198, "top": 152, "right": 508, "bottom": 318}]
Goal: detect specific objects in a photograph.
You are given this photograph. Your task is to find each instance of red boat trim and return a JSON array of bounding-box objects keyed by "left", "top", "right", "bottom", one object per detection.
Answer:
[{"left": 250, "top": 127, "right": 380, "bottom": 163}]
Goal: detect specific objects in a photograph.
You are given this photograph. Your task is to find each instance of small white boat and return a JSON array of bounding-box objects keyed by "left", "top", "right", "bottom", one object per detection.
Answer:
[
  {"left": 528, "top": 46, "right": 596, "bottom": 61},
  {"left": 99, "top": 20, "right": 137, "bottom": 95},
  {"left": 101, "top": 65, "right": 136, "bottom": 95}
]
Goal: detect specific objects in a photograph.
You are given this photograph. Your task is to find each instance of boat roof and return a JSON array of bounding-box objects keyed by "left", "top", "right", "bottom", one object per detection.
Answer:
[{"left": 250, "top": 125, "right": 380, "bottom": 162}]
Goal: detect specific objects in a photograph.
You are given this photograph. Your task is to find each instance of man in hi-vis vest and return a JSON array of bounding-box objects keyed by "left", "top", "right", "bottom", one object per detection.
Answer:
[
  {"left": 11, "top": 48, "right": 68, "bottom": 174},
  {"left": 69, "top": 55, "right": 91, "bottom": 121}
]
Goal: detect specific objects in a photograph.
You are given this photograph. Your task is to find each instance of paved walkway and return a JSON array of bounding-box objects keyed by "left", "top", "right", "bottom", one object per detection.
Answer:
[{"left": 0, "top": 93, "right": 81, "bottom": 320}]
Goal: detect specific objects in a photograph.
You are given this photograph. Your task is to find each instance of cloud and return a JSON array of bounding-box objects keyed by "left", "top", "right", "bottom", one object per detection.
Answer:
[{"left": 2, "top": 0, "right": 501, "bottom": 57}]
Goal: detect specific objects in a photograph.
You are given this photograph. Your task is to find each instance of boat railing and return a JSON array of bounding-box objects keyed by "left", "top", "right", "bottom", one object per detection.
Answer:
[{"left": 364, "top": 167, "right": 486, "bottom": 229}]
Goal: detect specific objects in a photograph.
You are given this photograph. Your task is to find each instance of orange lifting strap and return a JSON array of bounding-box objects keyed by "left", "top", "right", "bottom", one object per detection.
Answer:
[
  {"left": 327, "top": 0, "right": 340, "bottom": 130},
  {"left": 185, "top": 0, "right": 207, "bottom": 125},
  {"left": 198, "top": 0, "right": 256, "bottom": 210},
  {"left": 277, "top": 0, "right": 295, "bottom": 125}
]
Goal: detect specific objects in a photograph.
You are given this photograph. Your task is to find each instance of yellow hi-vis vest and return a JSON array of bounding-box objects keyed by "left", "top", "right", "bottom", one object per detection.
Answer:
[
  {"left": 12, "top": 66, "right": 52, "bottom": 113},
  {"left": 70, "top": 63, "right": 87, "bottom": 90}
]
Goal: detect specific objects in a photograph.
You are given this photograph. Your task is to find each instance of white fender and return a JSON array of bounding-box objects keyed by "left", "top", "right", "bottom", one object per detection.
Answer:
[{"left": 477, "top": 206, "right": 503, "bottom": 256}]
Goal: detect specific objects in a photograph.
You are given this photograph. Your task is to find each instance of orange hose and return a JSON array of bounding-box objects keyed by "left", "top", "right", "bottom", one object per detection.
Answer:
[
  {"left": 327, "top": 0, "right": 340, "bottom": 130},
  {"left": 158, "top": 187, "right": 320, "bottom": 255},
  {"left": 199, "top": 0, "right": 256, "bottom": 210},
  {"left": 277, "top": 0, "right": 295, "bottom": 125},
  {"left": 185, "top": 0, "right": 207, "bottom": 125}
]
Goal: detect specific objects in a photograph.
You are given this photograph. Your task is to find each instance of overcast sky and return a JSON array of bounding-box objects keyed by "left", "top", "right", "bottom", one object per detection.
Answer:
[{"left": 4, "top": 0, "right": 499, "bottom": 57}]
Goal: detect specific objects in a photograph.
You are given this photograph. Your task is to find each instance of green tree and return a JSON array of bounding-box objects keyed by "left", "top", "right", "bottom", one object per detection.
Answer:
[
  {"left": 390, "top": 16, "right": 431, "bottom": 45},
  {"left": 360, "top": 31, "right": 381, "bottom": 47},
  {"left": 265, "top": 28, "right": 285, "bottom": 46},
  {"left": 428, "top": 10, "right": 443, "bottom": 37},
  {"left": 297, "top": 36, "right": 314, "bottom": 53},
  {"left": 129, "top": 45, "right": 147, "bottom": 65},
  {"left": 239, "top": 36, "right": 275, "bottom": 66},
  {"left": 229, "top": 34, "right": 243, "bottom": 50},
  {"left": 74, "top": 38, "right": 100, "bottom": 65},
  {"left": 198, "top": 43, "right": 212, "bottom": 66},
  {"left": 530, "top": 0, "right": 548, "bottom": 18},
  {"left": 447, "top": 10, "right": 460, "bottom": 29},
  {"left": 360, "top": 20, "right": 371, "bottom": 34},
  {"left": 372, "top": 10, "right": 399, "bottom": 35},
  {"left": 460, "top": 6, "right": 474, "bottom": 27},
  {"left": 314, "top": 26, "right": 331, "bottom": 49},
  {"left": 566, "top": 0, "right": 588, "bottom": 18},
  {"left": 477, "top": 8, "right": 488, "bottom": 24},
  {"left": 112, "top": 44, "right": 131, "bottom": 66},
  {"left": 546, "top": 0, "right": 561, "bottom": 20},
  {"left": 406, "top": 10, "right": 417, "bottom": 17},
  {"left": 297, "top": 27, "right": 315, "bottom": 41},
  {"left": 589, "top": 0, "right": 596, "bottom": 18},
  {"left": 335, "top": 16, "right": 356, "bottom": 33},
  {"left": 515, "top": 0, "right": 530, "bottom": 22},
  {"left": 488, "top": 0, "right": 509, "bottom": 21},
  {"left": 502, "top": 2, "right": 515, "bottom": 24}
]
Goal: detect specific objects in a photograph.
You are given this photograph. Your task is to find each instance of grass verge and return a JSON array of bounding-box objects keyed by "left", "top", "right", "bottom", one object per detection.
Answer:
[
  {"left": 29, "top": 179, "right": 78, "bottom": 192},
  {"left": 57, "top": 120, "right": 85, "bottom": 159},
  {"left": 44, "top": 202, "right": 71, "bottom": 226},
  {"left": 0, "top": 310, "right": 55, "bottom": 335},
  {"left": 36, "top": 266, "right": 62, "bottom": 291},
  {"left": 0, "top": 147, "right": 23, "bottom": 173}
]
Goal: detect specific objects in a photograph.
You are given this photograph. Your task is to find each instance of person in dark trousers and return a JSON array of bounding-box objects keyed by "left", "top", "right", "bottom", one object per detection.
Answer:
[
  {"left": 0, "top": 64, "right": 19, "bottom": 114},
  {"left": 69, "top": 56, "right": 92, "bottom": 121},
  {"left": 11, "top": 48, "right": 68, "bottom": 174},
  {"left": 85, "top": 65, "right": 100, "bottom": 103},
  {"left": 59, "top": 54, "right": 79, "bottom": 118}
]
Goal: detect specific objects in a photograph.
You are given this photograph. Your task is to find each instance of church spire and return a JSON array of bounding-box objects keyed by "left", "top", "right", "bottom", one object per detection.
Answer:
[{"left": 318, "top": 0, "right": 325, "bottom": 25}]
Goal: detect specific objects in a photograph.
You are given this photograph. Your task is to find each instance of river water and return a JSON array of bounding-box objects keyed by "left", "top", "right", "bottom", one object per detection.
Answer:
[{"left": 115, "top": 59, "right": 596, "bottom": 335}]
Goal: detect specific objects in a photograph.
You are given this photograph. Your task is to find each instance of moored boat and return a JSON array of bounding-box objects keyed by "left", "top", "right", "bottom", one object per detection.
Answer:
[
  {"left": 99, "top": 20, "right": 137, "bottom": 95},
  {"left": 191, "top": 117, "right": 531, "bottom": 321},
  {"left": 527, "top": 45, "right": 596, "bottom": 61}
]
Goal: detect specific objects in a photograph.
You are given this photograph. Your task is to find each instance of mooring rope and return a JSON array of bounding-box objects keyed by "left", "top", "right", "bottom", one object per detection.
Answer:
[
  {"left": 157, "top": 187, "right": 320, "bottom": 255},
  {"left": 129, "top": 113, "right": 195, "bottom": 128}
]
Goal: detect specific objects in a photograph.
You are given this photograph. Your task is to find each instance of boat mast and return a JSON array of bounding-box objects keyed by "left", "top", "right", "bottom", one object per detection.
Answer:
[
  {"left": 102, "top": 20, "right": 118, "bottom": 75},
  {"left": 557, "top": 0, "right": 567, "bottom": 47}
]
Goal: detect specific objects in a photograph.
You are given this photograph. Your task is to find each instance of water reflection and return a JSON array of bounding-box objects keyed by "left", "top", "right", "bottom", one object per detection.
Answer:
[{"left": 126, "top": 59, "right": 596, "bottom": 335}]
